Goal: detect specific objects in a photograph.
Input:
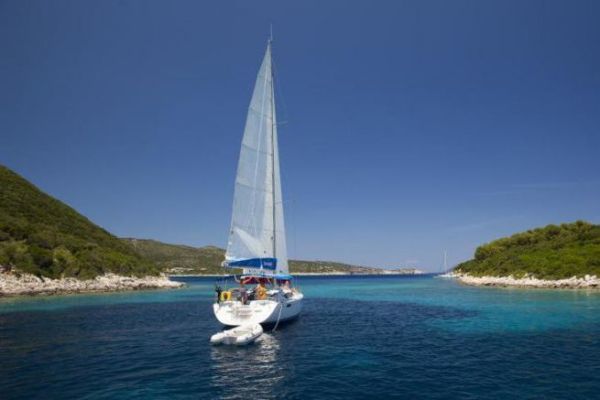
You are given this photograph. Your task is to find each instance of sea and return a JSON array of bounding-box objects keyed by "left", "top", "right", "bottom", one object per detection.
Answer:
[{"left": 1, "top": 275, "right": 599, "bottom": 399}]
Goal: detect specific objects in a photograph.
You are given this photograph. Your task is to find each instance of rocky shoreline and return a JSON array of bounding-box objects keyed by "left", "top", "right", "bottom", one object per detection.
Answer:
[
  {"left": 0, "top": 272, "right": 185, "bottom": 297},
  {"left": 442, "top": 272, "right": 600, "bottom": 289}
]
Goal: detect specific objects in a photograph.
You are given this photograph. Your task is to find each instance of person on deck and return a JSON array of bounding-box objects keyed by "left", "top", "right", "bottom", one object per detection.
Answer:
[
  {"left": 239, "top": 281, "right": 248, "bottom": 304},
  {"left": 280, "top": 280, "right": 292, "bottom": 298},
  {"left": 256, "top": 281, "right": 267, "bottom": 300},
  {"left": 215, "top": 285, "right": 223, "bottom": 303}
]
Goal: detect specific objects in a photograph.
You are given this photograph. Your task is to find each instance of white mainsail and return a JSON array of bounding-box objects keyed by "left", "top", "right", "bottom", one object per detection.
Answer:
[{"left": 224, "top": 42, "right": 288, "bottom": 275}]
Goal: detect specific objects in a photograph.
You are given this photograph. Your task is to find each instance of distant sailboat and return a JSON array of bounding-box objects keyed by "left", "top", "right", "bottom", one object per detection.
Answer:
[
  {"left": 213, "top": 38, "right": 303, "bottom": 327},
  {"left": 436, "top": 250, "right": 454, "bottom": 278}
]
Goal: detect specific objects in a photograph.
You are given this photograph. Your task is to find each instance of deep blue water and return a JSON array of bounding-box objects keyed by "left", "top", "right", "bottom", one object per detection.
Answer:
[{"left": 1, "top": 275, "right": 600, "bottom": 399}]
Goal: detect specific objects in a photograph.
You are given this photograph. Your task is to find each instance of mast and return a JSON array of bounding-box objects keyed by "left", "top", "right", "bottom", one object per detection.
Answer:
[
  {"left": 269, "top": 38, "right": 276, "bottom": 261},
  {"left": 224, "top": 37, "right": 288, "bottom": 274}
]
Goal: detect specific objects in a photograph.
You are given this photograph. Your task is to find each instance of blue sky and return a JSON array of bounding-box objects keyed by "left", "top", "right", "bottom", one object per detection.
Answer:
[{"left": 1, "top": 0, "right": 599, "bottom": 271}]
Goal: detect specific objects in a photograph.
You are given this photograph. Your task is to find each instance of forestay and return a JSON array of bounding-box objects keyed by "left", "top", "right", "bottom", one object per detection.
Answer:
[{"left": 224, "top": 42, "right": 288, "bottom": 275}]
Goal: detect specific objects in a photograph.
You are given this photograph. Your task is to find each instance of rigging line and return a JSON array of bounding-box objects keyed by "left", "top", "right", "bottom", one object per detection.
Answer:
[
  {"left": 270, "top": 42, "right": 277, "bottom": 260},
  {"left": 272, "top": 300, "right": 284, "bottom": 332},
  {"left": 292, "top": 198, "right": 298, "bottom": 262},
  {"left": 271, "top": 57, "right": 290, "bottom": 127},
  {"left": 271, "top": 51, "right": 293, "bottom": 266}
]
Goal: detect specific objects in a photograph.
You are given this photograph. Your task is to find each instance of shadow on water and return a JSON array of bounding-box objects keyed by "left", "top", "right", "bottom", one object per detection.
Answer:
[
  {"left": 261, "top": 315, "right": 301, "bottom": 331},
  {"left": 210, "top": 334, "right": 282, "bottom": 400}
]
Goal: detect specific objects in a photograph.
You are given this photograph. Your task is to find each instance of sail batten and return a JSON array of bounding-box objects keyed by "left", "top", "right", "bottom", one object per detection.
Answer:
[
  {"left": 248, "top": 106, "right": 275, "bottom": 118},
  {"left": 225, "top": 42, "right": 288, "bottom": 275},
  {"left": 239, "top": 142, "right": 273, "bottom": 156}
]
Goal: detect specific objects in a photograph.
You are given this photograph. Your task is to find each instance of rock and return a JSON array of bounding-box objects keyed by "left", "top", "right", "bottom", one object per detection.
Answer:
[
  {"left": 0, "top": 272, "right": 184, "bottom": 297},
  {"left": 453, "top": 273, "right": 600, "bottom": 289}
]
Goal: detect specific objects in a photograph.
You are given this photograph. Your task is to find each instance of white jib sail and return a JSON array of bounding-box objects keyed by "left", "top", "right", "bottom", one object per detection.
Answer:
[{"left": 225, "top": 42, "right": 288, "bottom": 275}]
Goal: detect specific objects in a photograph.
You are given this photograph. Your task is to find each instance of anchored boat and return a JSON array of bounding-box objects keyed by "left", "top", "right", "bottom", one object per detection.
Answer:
[{"left": 213, "top": 37, "right": 303, "bottom": 327}]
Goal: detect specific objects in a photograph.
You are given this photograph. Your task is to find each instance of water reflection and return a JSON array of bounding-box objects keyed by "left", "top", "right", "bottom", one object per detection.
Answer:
[{"left": 210, "top": 333, "right": 283, "bottom": 399}]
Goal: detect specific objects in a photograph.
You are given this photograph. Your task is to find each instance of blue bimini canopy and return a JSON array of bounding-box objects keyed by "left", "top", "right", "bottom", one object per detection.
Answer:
[{"left": 225, "top": 258, "right": 277, "bottom": 270}]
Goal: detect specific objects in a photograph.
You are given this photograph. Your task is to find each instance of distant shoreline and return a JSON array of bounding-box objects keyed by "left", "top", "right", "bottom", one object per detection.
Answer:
[
  {"left": 170, "top": 271, "right": 425, "bottom": 278},
  {"left": 442, "top": 272, "right": 600, "bottom": 289},
  {"left": 0, "top": 271, "right": 428, "bottom": 297},
  {"left": 0, "top": 272, "right": 184, "bottom": 297}
]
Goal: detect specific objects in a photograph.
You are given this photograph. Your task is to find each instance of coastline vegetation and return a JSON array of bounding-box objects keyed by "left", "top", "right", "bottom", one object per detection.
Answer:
[
  {"left": 455, "top": 221, "right": 600, "bottom": 279},
  {"left": 122, "top": 238, "right": 381, "bottom": 275},
  {"left": 0, "top": 165, "right": 159, "bottom": 279}
]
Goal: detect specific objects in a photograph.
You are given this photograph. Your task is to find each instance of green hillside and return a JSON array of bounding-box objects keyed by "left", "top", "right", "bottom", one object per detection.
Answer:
[
  {"left": 124, "top": 239, "right": 232, "bottom": 275},
  {"left": 455, "top": 221, "right": 600, "bottom": 279},
  {"left": 122, "top": 238, "right": 381, "bottom": 275},
  {"left": 0, "top": 165, "right": 158, "bottom": 279},
  {"left": 289, "top": 259, "right": 379, "bottom": 274}
]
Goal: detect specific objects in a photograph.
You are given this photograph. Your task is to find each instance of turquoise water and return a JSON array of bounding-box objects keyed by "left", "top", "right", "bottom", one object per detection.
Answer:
[{"left": 1, "top": 275, "right": 599, "bottom": 399}]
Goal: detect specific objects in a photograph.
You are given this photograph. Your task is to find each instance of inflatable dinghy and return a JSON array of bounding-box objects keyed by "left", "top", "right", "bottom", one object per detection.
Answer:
[{"left": 210, "top": 323, "right": 263, "bottom": 346}]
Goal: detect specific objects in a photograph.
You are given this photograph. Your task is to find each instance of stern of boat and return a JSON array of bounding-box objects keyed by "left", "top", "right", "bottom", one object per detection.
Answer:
[
  {"left": 213, "top": 300, "right": 279, "bottom": 326},
  {"left": 213, "top": 292, "right": 303, "bottom": 327}
]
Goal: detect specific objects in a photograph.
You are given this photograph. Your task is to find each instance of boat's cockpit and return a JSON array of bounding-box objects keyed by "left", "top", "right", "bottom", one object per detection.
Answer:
[{"left": 215, "top": 275, "right": 298, "bottom": 304}]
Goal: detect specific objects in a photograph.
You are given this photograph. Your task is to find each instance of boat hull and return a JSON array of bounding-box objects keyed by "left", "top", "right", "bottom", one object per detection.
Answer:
[
  {"left": 210, "top": 323, "right": 263, "bottom": 346},
  {"left": 213, "top": 293, "right": 303, "bottom": 327}
]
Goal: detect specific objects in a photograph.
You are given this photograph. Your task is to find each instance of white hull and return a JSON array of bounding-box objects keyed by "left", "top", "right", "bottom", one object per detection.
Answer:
[
  {"left": 210, "top": 323, "right": 263, "bottom": 346},
  {"left": 213, "top": 292, "right": 303, "bottom": 327}
]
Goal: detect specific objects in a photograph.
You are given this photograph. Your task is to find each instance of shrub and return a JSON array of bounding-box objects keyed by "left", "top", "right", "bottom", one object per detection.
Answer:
[{"left": 456, "top": 222, "right": 600, "bottom": 279}]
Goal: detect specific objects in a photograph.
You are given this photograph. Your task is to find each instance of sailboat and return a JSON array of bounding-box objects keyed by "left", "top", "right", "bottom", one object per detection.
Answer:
[
  {"left": 213, "top": 38, "right": 303, "bottom": 327},
  {"left": 437, "top": 250, "right": 454, "bottom": 278}
]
